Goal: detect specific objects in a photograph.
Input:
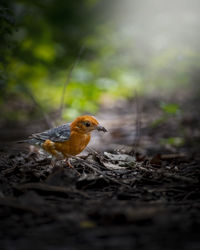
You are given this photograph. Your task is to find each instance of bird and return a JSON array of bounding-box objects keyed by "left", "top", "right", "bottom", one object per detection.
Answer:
[{"left": 23, "top": 115, "right": 107, "bottom": 167}]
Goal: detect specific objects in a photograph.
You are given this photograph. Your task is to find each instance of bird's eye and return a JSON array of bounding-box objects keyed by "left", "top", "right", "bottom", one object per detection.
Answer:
[{"left": 85, "top": 122, "right": 90, "bottom": 127}]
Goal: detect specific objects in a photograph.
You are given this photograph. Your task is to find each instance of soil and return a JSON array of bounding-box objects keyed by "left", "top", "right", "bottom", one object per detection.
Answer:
[{"left": 0, "top": 94, "right": 200, "bottom": 250}]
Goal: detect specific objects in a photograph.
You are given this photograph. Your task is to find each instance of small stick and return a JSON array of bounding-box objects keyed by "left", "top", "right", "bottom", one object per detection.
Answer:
[
  {"left": 59, "top": 46, "right": 84, "bottom": 120},
  {"left": 24, "top": 87, "right": 54, "bottom": 128},
  {"left": 136, "top": 165, "right": 197, "bottom": 184},
  {"left": 0, "top": 197, "right": 42, "bottom": 215},
  {"left": 133, "top": 90, "right": 141, "bottom": 149},
  {"left": 15, "top": 182, "right": 89, "bottom": 198},
  {"left": 160, "top": 153, "right": 187, "bottom": 160}
]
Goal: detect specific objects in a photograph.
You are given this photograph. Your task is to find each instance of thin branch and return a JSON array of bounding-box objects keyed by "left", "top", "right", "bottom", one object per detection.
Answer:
[
  {"left": 59, "top": 46, "right": 84, "bottom": 119},
  {"left": 135, "top": 165, "right": 197, "bottom": 184},
  {"left": 24, "top": 86, "right": 54, "bottom": 128},
  {"left": 15, "top": 182, "right": 89, "bottom": 198},
  {"left": 0, "top": 197, "right": 43, "bottom": 215},
  {"left": 22, "top": 47, "right": 84, "bottom": 128},
  {"left": 133, "top": 89, "right": 141, "bottom": 148}
]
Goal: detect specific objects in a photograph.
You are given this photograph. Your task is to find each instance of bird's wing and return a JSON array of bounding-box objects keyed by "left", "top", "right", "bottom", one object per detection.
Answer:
[{"left": 31, "top": 123, "right": 71, "bottom": 142}]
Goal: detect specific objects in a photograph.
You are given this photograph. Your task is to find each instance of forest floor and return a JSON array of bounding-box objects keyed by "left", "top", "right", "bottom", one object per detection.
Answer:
[{"left": 0, "top": 93, "right": 200, "bottom": 250}]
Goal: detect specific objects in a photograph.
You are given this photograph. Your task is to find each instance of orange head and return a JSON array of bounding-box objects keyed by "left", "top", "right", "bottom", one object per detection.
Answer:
[{"left": 70, "top": 115, "right": 107, "bottom": 134}]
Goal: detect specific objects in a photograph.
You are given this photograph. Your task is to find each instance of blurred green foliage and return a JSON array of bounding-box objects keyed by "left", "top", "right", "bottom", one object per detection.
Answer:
[
  {"left": 160, "top": 103, "right": 180, "bottom": 115},
  {"left": 160, "top": 137, "right": 185, "bottom": 147},
  {"left": 0, "top": 0, "right": 200, "bottom": 122},
  {"left": 151, "top": 102, "right": 181, "bottom": 128},
  {"left": 0, "top": 1, "right": 15, "bottom": 92},
  {"left": 1, "top": 0, "right": 140, "bottom": 121}
]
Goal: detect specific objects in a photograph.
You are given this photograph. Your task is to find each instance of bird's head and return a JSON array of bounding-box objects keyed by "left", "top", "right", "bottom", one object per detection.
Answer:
[{"left": 71, "top": 115, "right": 107, "bottom": 134}]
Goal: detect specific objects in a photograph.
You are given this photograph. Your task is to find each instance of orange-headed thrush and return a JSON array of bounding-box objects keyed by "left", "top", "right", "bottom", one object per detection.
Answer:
[{"left": 26, "top": 115, "right": 107, "bottom": 160}]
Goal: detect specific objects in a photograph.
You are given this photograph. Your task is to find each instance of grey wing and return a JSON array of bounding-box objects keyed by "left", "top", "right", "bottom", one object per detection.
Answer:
[{"left": 31, "top": 123, "right": 71, "bottom": 142}]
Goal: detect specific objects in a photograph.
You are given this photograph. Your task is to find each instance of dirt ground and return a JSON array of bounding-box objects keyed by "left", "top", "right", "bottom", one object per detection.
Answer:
[{"left": 0, "top": 94, "right": 200, "bottom": 250}]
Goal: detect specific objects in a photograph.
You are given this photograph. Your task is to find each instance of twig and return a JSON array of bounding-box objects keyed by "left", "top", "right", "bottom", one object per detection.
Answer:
[
  {"left": 15, "top": 182, "right": 89, "bottom": 198},
  {"left": 160, "top": 153, "right": 187, "bottom": 160},
  {"left": 23, "top": 86, "right": 54, "bottom": 128},
  {"left": 87, "top": 146, "right": 99, "bottom": 155},
  {"left": 159, "top": 171, "right": 197, "bottom": 184},
  {"left": 0, "top": 197, "right": 42, "bottom": 215},
  {"left": 133, "top": 89, "right": 141, "bottom": 148},
  {"left": 136, "top": 165, "right": 197, "bottom": 184},
  {"left": 59, "top": 46, "right": 84, "bottom": 120}
]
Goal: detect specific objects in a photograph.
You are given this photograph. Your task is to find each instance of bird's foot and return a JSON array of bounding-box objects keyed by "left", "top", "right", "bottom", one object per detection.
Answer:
[
  {"left": 65, "top": 158, "right": 80, "bottom": 175},
  {"left": 50, "top": 157, "right": 57, "bottom": 168},
  {"left": 65, "top": 158, "right": 73, "bottom": 168}
]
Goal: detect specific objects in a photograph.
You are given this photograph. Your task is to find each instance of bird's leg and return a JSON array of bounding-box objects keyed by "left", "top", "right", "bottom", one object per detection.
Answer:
[
  {"left": 50, "top": 156, "right": 57, "bottom": 168},
  {"left": 29, "top": 145, "right": 40, "bottom": 154},
  {"left": 65, "top": 157, "right": 80, "bottom": 176},
  {"left": 65, "top": 158, "right": 74, "bottom": 168}
]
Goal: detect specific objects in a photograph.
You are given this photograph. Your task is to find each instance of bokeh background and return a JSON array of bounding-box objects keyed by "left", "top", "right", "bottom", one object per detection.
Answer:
[{"left": 1, "top": 0, "right": 200, "bottom": 151}]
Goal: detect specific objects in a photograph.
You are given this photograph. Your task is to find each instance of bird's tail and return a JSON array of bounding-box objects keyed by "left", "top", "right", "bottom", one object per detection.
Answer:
[
  {"left": 17, "top": 139, "right": 30, "bottom": 144},
  {"left": 17, "top": 138, "right": 43, "bottom": 146}
]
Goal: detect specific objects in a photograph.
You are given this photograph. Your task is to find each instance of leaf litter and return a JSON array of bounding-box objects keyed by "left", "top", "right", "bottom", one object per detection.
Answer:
[{"left": 0, "top": 145, "right": 200, "bottom": 249}]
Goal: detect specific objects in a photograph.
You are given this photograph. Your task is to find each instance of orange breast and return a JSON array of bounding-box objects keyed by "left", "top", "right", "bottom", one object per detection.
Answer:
[{"left": 54, "top": 131, "right": 91, "bottom": 156}]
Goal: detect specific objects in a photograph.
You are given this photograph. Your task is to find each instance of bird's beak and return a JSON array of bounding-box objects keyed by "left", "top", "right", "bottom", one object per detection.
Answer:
[{"left": 95, "top": 124, "right": 107, "bottom": 132}]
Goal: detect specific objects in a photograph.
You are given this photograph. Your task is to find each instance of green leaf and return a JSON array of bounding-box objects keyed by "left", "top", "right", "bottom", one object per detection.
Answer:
[
  {"left": 160, "top": 103, "right": 180, "bottom": 115},
  {"left": 160, "top": 137, "right": 184, "bottom": 147}
]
